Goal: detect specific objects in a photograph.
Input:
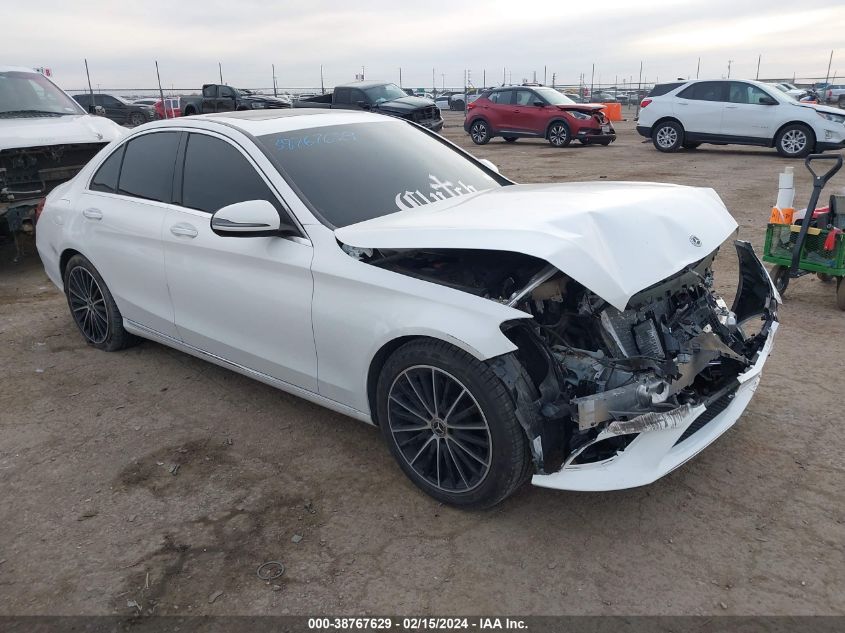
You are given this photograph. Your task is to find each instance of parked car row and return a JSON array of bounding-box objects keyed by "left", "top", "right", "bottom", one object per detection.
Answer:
[{"left": 73, "top": 93, "right": 156, "bottom": 126}]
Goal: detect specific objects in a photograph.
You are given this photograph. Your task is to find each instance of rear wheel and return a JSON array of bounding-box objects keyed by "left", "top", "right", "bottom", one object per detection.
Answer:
[
  {"left": 775, "top": 124, "right": 814, "bottom": 158},
  {"left": 129, "top": 112, "right": 146, "bottom": 126},
  {"left": 503, "top": 137, "right": 517, "bottom": 143},
  {"left": 64, "top": 255, "right": 138, "bottom": 352},
  {"left": 652, "top": 120, "right": 683, "bottom": 152},
  {"left": 547, "top": 122, "right": 571, "bottom": 147},
  {"left": 770, "top": 265, "right": 790, "bottom": 296},
  {"left": 469, "top": 119, "right": 490, "bottom": 145},
  {"left": 377, "top": 340, "right": 532, "bottom": 508}
]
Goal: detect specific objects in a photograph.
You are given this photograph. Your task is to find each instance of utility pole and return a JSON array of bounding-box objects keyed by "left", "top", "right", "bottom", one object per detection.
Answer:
[
  {"left": 219, "top": 62, "right": 223, "bottom": 84},
  {"left": 361, "top": 66, "right": 365, "bottom": 81},
  {"left": 432, "top": 68, "right": 435, "bottom": 95},
  {"left": 155, "top": 61, "right": 167, "bottom": 118},
  {"left": 320, "top": 65, "right": 325, "bottom": 94},
  {"left": 635, "top": 61, "right": 643, "bottom": 118},
  {"left": 755, "top": 54, "right": 761, "bottom": 80},
  {"left": 825, "top": 50, "right": 834, "bottom": 84},
  {"left": 398, "top": 67, "right": 402, "bottom": 88},
  {"left": 84, "top": 59, "right": 94, "bottom": 113},
  {"left": 272, "top": 64, "right": 277, "bottom": 97},
  {"left": 590, "top": 63, "right": 595, "bottom": 97},
  {"left": 483, "top": 69, "right": 486, "bottom": 88},
  {"left": 441, "top": 73, "right": 445, "bottom": 91},
  {"left": 544, "top": 66, "right": 547, "bottom": 85},
  {"left": 551, "top": 72, "right": 556, "bottom": 88},
  {"left": 727, "top": 59, "right": 732, "bottom": 79},
  {"left": 696, "top": 57, "right": 700, "bottom": 79}
]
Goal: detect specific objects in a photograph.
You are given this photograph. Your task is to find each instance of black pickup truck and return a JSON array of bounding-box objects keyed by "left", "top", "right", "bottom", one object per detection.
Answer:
[
  {"left": 294, "top": 81, "right": 443, "bottom": 131},
  {"left": 181, "top": 84, "right": 291, "bottom": 116}
]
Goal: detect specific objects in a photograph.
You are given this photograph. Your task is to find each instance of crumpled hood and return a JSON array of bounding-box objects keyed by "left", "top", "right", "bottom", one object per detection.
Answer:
[
  {"left": 335, "top": 182, "right": 738, "bottom": 311},
  {"left": 790, "top": 101, "right": 843, "bottom": 117},
  {"left": 0, "top": 115, "right": 125, "bottom": 151}
]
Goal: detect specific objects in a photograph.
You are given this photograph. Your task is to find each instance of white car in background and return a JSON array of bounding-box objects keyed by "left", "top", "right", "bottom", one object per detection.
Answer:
[
  {"left": 36, "top": 110, "right": 778, "bottom": 507},
  {"left": 772, "top": 82, "right": 806, "bottom": 99},
  {"left": 637, "top": 79, "right": 845, "bottom": 157},
  {"left": 0, "top": 65, "right": 125, "bottom": 238}
]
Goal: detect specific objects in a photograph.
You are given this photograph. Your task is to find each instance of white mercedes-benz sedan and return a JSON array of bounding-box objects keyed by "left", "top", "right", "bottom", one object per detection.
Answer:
[{"left": 36, "top": 110, "right": 779, "bottom": 507}]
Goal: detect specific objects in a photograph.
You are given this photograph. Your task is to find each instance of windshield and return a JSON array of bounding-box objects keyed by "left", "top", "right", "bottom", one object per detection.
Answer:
[
  {"left": 258, "top": 121, "right": 502, "bottom": 227},
  {"left": 0, "top": 71, "right": 83, "bottom": 116},
  {"left": 533, "top": 87, "right": 575, "bottom": 105},
  {"left": 363, "top": 83, "right": 408, "bottom": 104}
]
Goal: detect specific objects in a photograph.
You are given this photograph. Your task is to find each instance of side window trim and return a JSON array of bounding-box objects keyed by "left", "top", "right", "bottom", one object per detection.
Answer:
[{"left": 175, "top": 130, "right": 304, "bottom": 237}]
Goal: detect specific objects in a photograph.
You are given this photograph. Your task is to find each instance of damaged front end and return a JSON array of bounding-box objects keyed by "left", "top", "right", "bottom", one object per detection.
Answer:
[
  {"left": 494, "top": 241, "right": 778, "bottom": 490},
  {"left": 351, "top": 237, "right": 777, "bottom": 491}
]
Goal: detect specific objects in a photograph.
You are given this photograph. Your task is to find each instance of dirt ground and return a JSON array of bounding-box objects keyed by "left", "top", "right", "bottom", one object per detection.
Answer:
[{"left": 1, "top": 110, "right": 844, "bottom": 617}]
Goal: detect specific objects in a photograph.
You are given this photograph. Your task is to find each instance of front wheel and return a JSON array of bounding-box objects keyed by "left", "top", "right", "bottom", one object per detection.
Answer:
[
  {"left": 548, "top": 122, "right": 571, "bottom": 147},
  {"left": 775, "top": 124, "right": 814, "bottom": 158},
  {"left": 377, "top": 340, "right": 532, "bottom": 508},
  {"left": 469, "top": 119, "right": 490, "bottom": 145},
  {"left": 129, "top": 112, "right": 146, "bottom": 127},
  {"left": 652, "top": 121, "right": 683, "bottom": 152},
  {"left": 64, "top": 255, "right": 138, "bottom": 351}
]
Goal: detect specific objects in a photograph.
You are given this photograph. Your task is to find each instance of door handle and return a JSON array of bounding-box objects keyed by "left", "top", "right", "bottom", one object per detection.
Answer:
[
  {"left": 170, "top": 223, "right": 198, "bottom": 238},
  {"left": 82, "top": 208, "right": 103, "bottom": 220}
]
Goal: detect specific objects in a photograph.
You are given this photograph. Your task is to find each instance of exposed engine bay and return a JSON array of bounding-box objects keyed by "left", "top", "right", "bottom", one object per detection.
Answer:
[
  {"left": 1, "top": 143, "right": 108, "bottom": 232},
  {"left": 349, "top": 241, "right": 778, "bottom": 473}
]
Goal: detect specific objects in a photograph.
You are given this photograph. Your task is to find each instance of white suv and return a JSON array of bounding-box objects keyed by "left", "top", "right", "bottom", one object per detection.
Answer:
[{"left": 637, "top": 79, "right": 845, "bottom": 158}]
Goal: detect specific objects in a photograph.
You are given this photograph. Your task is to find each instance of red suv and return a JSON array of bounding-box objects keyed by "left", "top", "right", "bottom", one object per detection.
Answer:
[{"left": 464, "top": 86, "right": 615, "bottom": 147}]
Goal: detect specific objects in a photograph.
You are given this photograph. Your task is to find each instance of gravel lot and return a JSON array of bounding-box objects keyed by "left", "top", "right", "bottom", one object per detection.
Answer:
[{"left": 1, "top": 110, "right": 844, "bottom": 617}]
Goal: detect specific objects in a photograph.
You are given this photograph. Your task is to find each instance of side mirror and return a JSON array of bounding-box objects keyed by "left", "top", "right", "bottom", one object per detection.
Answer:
[
  {"left": 478, "top": 158, "right": 499, "bottom": 173},
  {"left": 759, "top": 96, "right": 778, "bottom": 105},
  {"left": 533, "top": 101, "right": 545, "bottom": 107},
  {"left": 211, "top": 200, "right": 291, "bottom": 237}
]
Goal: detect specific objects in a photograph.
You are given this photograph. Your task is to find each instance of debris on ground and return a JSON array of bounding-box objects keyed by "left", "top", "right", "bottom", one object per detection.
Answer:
[
  {"left": 208, "top": 590, "right": 224, "bottom": 604},
  {"left": 256, "top": 561, "right": 285, "bottom": 581},
  {"left": 169, "top": 464, "right": 180, "bottom": 476}
]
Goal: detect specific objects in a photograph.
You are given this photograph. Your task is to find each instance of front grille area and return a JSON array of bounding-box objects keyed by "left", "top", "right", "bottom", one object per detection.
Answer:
[
  {"left": 413, "top": 106, "right": 439, "bottom": 123},
  {"left": 674, "top": 388, "right": 738, "bottom": 446}
]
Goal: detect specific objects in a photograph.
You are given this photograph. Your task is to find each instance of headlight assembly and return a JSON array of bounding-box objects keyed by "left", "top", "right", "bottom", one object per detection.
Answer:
[{"left": 817, "top": 110, "right": 845, "bottom": 124}]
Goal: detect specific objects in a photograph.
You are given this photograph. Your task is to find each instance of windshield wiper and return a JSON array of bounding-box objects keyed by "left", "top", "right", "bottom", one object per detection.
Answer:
[{"left": 0, "top": 109, "right": 71, "bottom": 118}]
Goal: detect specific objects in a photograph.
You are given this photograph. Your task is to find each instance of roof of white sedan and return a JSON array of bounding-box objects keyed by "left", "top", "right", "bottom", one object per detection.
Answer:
[{"left": 149, "top": 109, "right": 393, "bottom": 136}]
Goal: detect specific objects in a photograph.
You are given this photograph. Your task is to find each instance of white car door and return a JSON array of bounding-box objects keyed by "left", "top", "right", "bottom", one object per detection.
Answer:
[
  {"left": 673, "top": 81, "right": 727, "bottom": 134},
  {"left": 721, "top": 81, "right": 781, "bottom": 141},
  {"left": 161, "top": 131, "right": 318, "bottom": 391},
  {"left": 75, "top": 131, "right": 180, "bottom": 339}
]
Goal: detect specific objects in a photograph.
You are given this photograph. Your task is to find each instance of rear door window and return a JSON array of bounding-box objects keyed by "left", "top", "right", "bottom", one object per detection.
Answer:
[
  {"left": 648, "top": 82, "right": 685, "bottom": 97},
  {"left": 181, "top": 133, "right": 282, "bottom": 215},
  {"left": 489, "top": 90, "right": 513, "bottom": 105},
  {"left": 678, "top": 81, "right": 727, "bottom": 102},
  {"left": 116, "top": 132, "right": 180, "bottom": 203}
]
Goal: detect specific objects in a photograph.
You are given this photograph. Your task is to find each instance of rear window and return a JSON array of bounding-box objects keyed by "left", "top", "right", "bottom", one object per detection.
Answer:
[{"left": 648, "top": 82, "right": 685, "bottom": 97}]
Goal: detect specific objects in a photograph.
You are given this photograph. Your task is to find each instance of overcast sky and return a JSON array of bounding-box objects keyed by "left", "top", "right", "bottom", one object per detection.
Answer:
[{"left": 5, "top": 0, "right": 844, "bottom": 91}]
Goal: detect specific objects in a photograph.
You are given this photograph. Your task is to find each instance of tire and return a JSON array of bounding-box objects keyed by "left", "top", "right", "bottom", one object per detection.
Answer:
[
  {"left": 451, "top": 100, "right": 465, "bottom": 111},
  {"left": 817, "top": 272, "right": 834, "bottom": 283},
  {"left": 547, "top": 121, "right": 571, "bottom": 147},
  {"left": 775, "top": 123, "right": 814, "bottom": 158},
  {"left": 682, "top": 142, "right": 701, "bottom": 149},
  {"left": 183, "top": 106, "right": 196, "bottom": 116},
  {"left": 837, "top": 278, "right": 845, "bottom": 311},
  {"left": 503, "top": 137, "right": 517, "bottom": 143},
  {"left": 129, "top": 112, "right": 146, "bottom": 127},
  {"left": 597, "top": 140, "right": 612, "bottom": 146},
  {"left": 839, "top": 95, "right": 845, "bottom": 109},
  {"left": 63, "top": 255, "right": 139, "bottom": 352},
  {"left": 652, "top": 120, "right": 684, "bottom": 152},
  {"left": 376, "top": 340, "right": 532, "bottom": 508},
  {"left": 469, "top": 119, "right": 491, "bottom": 145},
  {"left": 770, "top": 265, "right": 790, "bottom": 296}
]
